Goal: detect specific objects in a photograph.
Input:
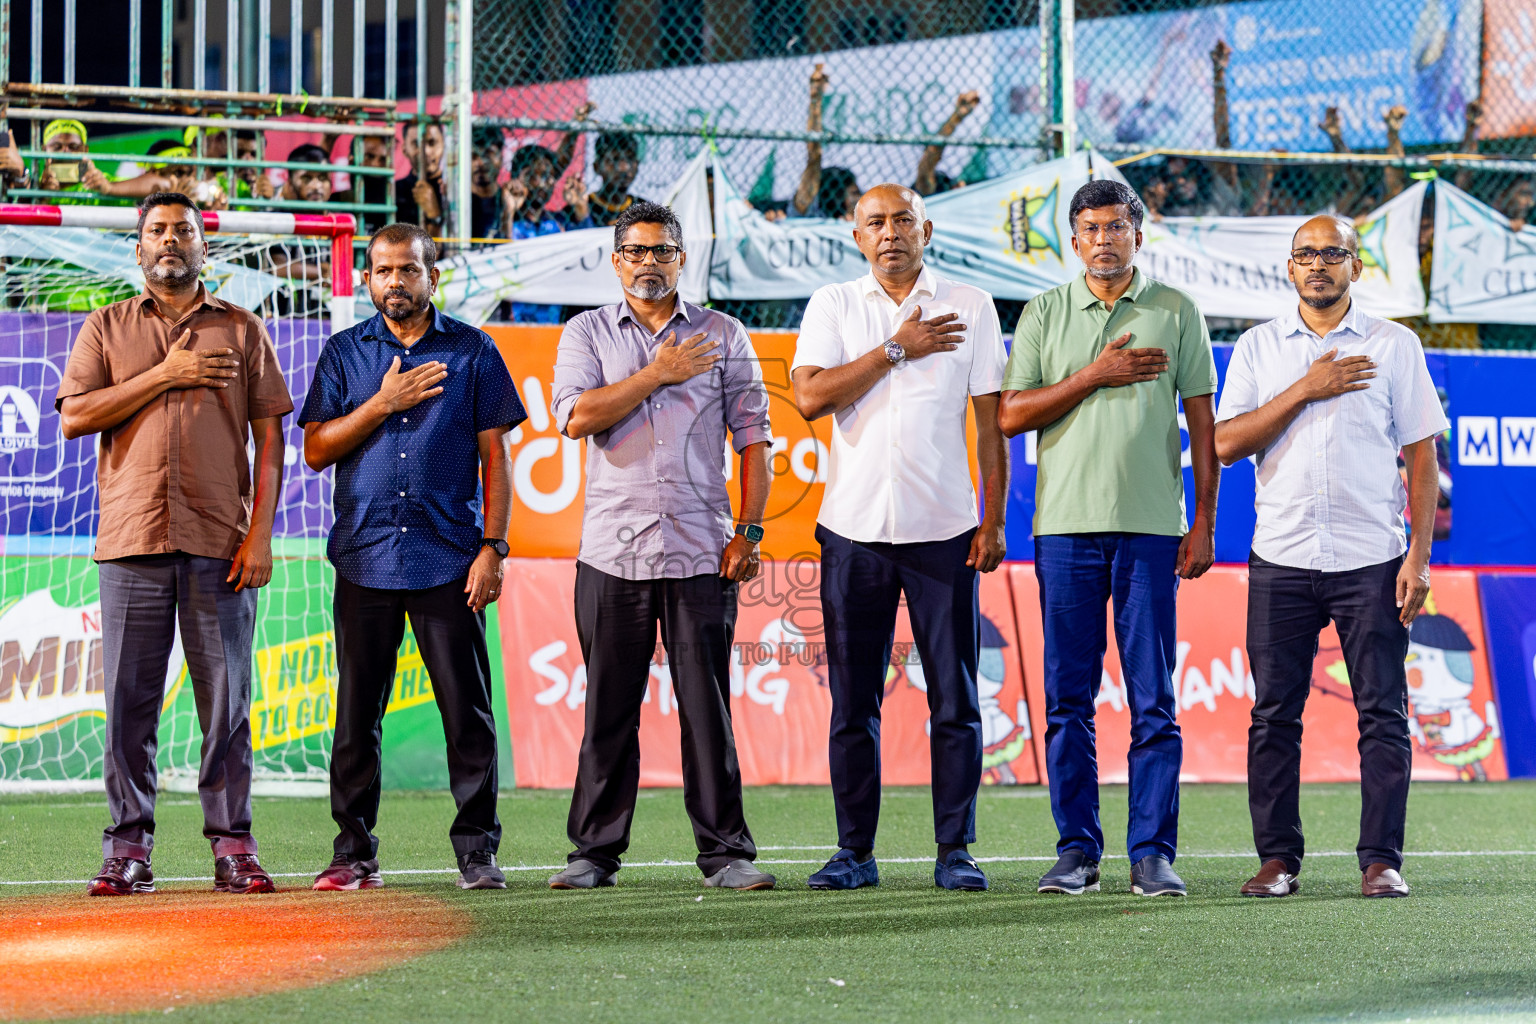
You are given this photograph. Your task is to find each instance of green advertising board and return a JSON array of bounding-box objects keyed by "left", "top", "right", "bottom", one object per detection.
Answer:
[{"left": 0, "top": 555, "right": 514, "bottom": 791}]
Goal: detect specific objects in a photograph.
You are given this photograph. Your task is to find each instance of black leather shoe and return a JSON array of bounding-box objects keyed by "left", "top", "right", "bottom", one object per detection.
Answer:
[
  {"left": 87, "top": 857, "right": 154, "bottom": 896},
  {"left": 214, "top": 853, "right": 276, "bottom": 894},
  {"left": 1240, "top": 859, "right": 1300, "bottom": 897},
  {"left": 1130, "top": 854, "right": 1187, "bottom": 896},
  {"left": 1038, "top": 850, "right": 1100, "bottom": 894}
]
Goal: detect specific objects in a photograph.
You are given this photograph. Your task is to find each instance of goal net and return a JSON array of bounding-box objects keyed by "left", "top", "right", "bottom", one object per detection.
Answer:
[{"left": 0, "top": 203, "right": 358, "bottom": 794}]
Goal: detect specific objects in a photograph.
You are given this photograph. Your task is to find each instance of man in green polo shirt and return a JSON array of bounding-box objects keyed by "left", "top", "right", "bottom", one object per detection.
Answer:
[{"left": 999, "top": 179, "right": 1218, "bottom": 898}]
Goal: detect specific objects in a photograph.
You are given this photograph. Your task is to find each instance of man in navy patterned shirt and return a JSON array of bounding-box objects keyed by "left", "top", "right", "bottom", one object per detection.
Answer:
[{"left": 299, "top": 222, "right": 527, "bottom": 892}]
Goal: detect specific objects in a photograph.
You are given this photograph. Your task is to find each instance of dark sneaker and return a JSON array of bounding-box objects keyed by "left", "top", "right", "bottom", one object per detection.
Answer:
[
  {"left": 456, "top": 850, "right": 507, "bottom": 890},
  {"left": 214, "top": 853, "right": 276, "bottom": 894},
  {"left": 703, "top": 859, "right": 776, "bottom": 890},
  {"left": 1130, "top": 854, "right": 1187, "bottom": 897},
  {"left": 807, "top": 849, "right": 879, "bottom": 890},
  {"left": 549, "top": 858, "right": 616, "bottom": 889},
  {"left": 934, "top": 849, "right": 989, "bottom": 891},
  {"left": 312, "top": 853, "right": 383, "bottom": 891},
  {"left": 87, "top": 857, "right": 154, "bottom": 896},
  {"left": 1038, "top": 850, "right": 1100, "bottom": 895}
]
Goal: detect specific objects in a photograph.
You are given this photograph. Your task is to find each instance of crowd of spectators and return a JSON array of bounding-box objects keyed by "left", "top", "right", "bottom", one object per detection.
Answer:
[{"left": 0, "top": 54, "right": 1530, "bottom": 344}]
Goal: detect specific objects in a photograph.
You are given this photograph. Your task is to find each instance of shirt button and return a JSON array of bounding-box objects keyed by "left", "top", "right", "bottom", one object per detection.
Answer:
[
  {"left": 402, "top": 417, "right": 409, "bottom": 423},
  {"left": 657, "top": 439, "right": 665, "bottom": 445},
  {"left": 401, "top": 526, "right": 408, "bottom": 533},
  {"left": 658, "top": 477, "right": 666, "bottom": 483},
  {"left": 400, "top": 452, "right": 407, "bottom": 458},
  {"left": 399, "top": 491, "right": 406, "bottom": 497}
]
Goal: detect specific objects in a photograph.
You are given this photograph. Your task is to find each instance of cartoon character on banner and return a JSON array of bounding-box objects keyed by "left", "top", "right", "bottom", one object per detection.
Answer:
[
  {"left": 893, "top": 614, "right": 1029, "bottom": 784},
  {"left": 1405, "top": 611, "right": 1500, "bottom": 781}
]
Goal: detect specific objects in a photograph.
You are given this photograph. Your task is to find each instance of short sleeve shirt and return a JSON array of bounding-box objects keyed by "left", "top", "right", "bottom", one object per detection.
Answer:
[
  {"left": 55, "top": 287, "right": 294, "bottom": 562},
  {"left": 1216, "top": 302, "right": 1449, "bottom": 571},
  {"left": 792, "top": 266, "right": 1008, "bottom": 545},
  {"left": 1003, "top": 270, "right": 1216, "bottom": 537},
  {"left": 298, "top": 309, "right": 526, "bottom": 590}
]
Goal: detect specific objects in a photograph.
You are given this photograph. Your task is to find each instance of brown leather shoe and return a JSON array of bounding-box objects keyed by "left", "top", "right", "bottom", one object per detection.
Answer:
[
  {"left": 214, "top": 853, "right": 276, "bottom": 894},
  {"left": 1239, "top": 859, "right": 1299, "bottom": 897},
  {"left": 1361, "top": 863, "right": 1410, "bottom": 897}
]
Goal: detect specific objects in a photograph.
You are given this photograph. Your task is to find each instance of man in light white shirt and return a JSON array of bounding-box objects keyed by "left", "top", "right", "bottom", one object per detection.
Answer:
[
  {"left": 791, "top": 183, "right": 1009, "bottom": 892},
  {"left": 1215, "top": 214, "right": 1447, "bottom": 900}
]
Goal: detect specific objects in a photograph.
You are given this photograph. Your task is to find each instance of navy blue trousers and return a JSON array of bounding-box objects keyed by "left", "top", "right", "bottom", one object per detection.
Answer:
[
  {"left": 818, "top": 525, "right": 982, "bottom": 850},
  {"left": 1035, "top": 533, "right": 1183, "bottom": 864}
]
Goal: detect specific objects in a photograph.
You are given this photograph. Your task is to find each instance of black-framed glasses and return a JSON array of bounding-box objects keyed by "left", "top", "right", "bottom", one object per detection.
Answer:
[
  {"left": 1290, "top": 247, "right": 1356, "bottom": 265},
  {"left": 617, "top": 243, "right": 683, "bottom": 263}
]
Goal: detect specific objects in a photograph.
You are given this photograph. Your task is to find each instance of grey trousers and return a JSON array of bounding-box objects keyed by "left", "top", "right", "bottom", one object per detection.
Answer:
[{"left": 97, "top": 554, "right": 259, "bottom": 861}]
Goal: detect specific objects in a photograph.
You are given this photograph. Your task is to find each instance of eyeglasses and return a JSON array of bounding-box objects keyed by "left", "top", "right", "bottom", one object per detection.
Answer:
[
  {"left": 617, "top": 244, "right": 683, "bottom": 263},
  {"left": 1075, "top": 220, "right": 1134, "bottom": 240},
  {"left": 1290, "top": 247, "right": 1356, "bottom": 265}
]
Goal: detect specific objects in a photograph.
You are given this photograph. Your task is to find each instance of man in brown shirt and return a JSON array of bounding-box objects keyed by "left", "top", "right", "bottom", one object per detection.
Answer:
[{"left": 56, "top": 193, "right": 293, "bottom": 897}]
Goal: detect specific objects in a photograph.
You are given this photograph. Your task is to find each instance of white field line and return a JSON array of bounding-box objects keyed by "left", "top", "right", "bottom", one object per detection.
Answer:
[{"left": 6, "top": 849, "right": 1536, "bottom": 887}]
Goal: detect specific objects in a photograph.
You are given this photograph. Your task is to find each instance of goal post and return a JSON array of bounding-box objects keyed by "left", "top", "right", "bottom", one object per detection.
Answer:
[{"left": 0, "top": 204, "right": 370, "bottom": 796}]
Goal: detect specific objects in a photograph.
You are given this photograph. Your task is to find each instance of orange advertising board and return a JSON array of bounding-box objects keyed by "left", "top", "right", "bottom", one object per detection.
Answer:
[
  {"left": 499, "top": 557, "right": 1038, "bottom": 789},
  {"left": 484, "top": 325, "right": 977, "bottom": 563},
  {"left": 1008, "top": 564, "right": 1507, "bottom": 785}
]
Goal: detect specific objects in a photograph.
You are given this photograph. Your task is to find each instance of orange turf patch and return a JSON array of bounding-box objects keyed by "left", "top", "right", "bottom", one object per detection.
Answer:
[{"left": 0, "top": 888, "right": 471, "bottom": 1020}]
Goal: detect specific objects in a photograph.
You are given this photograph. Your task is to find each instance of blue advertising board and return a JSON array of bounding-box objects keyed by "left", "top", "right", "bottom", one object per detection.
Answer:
[{"left": 1476, "top": 573, "right": 1536, "bottom": 778}]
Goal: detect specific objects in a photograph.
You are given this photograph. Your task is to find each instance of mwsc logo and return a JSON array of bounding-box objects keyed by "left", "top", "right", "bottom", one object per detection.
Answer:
[{"left": 1457, "top": 417, "right": 1536, "bottom": 467}]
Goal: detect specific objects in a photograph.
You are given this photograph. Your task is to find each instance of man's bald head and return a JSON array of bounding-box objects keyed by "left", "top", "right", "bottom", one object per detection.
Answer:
[
  {"left": 1291, "top": 213, "right": 1359, "bottom": 253},
  {"left": 854, "top": 184, "right": 928, "bottom": 227},
  {"left": 851, "top": 183, "right": 932, "bottom": 282}
]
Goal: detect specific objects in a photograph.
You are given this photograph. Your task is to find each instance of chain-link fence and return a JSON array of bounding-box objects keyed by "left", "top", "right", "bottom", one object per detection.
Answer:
[{"left": 465, "top": 0, "right": 1534, "bottom": 344}]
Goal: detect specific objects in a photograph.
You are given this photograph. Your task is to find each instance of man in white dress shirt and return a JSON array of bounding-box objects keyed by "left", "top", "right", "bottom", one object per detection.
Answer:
[
  {"left": 1215, "top": 214, "right": 1447, "bottom": 900},
  {"left": 791, "top": 184, "right": 1009, "bottom": 892}
]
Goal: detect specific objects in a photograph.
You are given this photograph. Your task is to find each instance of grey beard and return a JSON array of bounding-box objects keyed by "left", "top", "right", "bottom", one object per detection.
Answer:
[
  {"left": 143, "top": 255, "right": 202, "bottom": 287},
  {"left": 1085, "top": 262, "right": 1132, "bottom": 281},
  {"left": 624, "top": 277, "right": 673, "bottom": 302}
]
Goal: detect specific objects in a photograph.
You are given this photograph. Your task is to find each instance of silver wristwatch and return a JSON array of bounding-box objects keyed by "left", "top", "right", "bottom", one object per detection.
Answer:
[{"left": 883, "top": 340, "right": 906, "bottom": 365}]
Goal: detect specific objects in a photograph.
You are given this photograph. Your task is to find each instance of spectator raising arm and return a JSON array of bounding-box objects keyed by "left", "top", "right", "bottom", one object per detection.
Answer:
[
  {"left": 1454, "top": 100, "right": 1481, "bottom": 191},
  {"left": 1209, "top": 41, "right": 1239, "bottom": 193},
  {"left": 793, "top": 63, "right": 829, "bottom": 217},
  {"left": 1383, "top": 104, "right": 1408, "bottom": 201},
  {"left": 915, "top": 91, "right": 979, "bottom": 197}
]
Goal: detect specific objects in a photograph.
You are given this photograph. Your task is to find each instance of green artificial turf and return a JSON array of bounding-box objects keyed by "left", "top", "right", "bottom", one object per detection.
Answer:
[{"left": 4, "top": 782, "right": 1536, "bottom": 1023}]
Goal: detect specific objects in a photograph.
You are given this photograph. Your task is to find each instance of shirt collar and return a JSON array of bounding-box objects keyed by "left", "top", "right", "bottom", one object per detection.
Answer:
[
  {"left": 357, "top": 305, "right": 448, "bottom": 346},
  {"left": 136, "top": 283, "right": 220, "bottom": 317},
  {"left": 1069, "top": 268, "right": 1145, "bottom": 310},
  {"left": 859, "top": 264, "right": 937, "bottom": 304},
  {"left": 615, "top": 294, "right": 694, "bottom": 330},
  {"left": 1283, "top": 298, "right": 1365, "bottom": 341}
]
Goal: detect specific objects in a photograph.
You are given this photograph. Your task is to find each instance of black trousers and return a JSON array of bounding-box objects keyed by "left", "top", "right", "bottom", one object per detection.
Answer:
[
  {"left": 818, "top": 525, "right": 982, "bottom": 851},
  {"left": 1246, "top": 553, "right": 1412, "bottom": 874},
  {"left": 330, "top": 574, "right": 501, "bottom": 860},
  {"left": 567, "top": 562, "right": 756, "bottom": 876}
]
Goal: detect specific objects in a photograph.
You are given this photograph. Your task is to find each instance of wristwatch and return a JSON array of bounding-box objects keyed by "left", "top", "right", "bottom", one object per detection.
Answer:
[
  {"left": 883, "top": 340, "right": 906, "bottom": 365},
  {"left": 735, "top": 523, "right": 764, "bottom": 544},
  {"left": 480, "top": 537, "right": 510, "bottom": 557}
]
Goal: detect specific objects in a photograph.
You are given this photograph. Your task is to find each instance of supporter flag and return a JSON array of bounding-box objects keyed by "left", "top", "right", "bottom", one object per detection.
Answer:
[
  {"left": 1134, "top": 180, "right": 1429, "bottom": 321},
  {"left": 1428, "top": 180, "right": 1536, "bottom": 324}
]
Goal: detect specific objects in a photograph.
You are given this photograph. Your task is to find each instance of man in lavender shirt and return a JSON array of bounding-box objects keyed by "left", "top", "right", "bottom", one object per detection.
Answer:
[{"left": 547, "top": 201, "right": 776, "bottom": 891}]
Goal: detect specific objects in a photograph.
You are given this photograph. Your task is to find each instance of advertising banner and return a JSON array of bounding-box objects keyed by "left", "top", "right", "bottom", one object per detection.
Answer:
[
  {"left": 0, "top": 555, "right": 487, "bottom": 789},
  {"left": 1009, "top": 564, "right": 1507, "bottom": 785},
  {"left": 1476, "top": 572, "right": 1536, "bottom": 777},
  {"left": 1478, "top": 0, "right": 1536, "bottom": 140},
  {"left": 498, "top": 557, "right": 1037, "bottom": 789},
  {"left": 1429, "top": 181, "right": 1536, "bottom": 325},
  {"left": 990, "top": 0, "right": 1482, "bottom": 152},
  {"left": 1444, "top": 352, "right": 1536, "bottom": 566},
  {"left": 1138, "top": 181, "right": 1429, "bottom": 321},
  {"left": 708, "top": 151, "right": 1115, "bottom": 301}
]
